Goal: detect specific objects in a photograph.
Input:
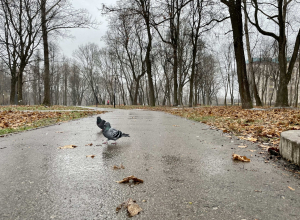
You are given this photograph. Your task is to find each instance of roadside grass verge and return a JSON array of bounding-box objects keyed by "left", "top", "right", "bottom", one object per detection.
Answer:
[
  {"left": 0, "top": 105, "right": 90, "bottom": 111},
  {"left": 0, "top": 109, "right": 105, "bottom": 135}
]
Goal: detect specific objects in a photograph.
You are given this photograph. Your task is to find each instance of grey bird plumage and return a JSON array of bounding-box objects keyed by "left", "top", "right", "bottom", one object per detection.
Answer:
[
  {"left": 102, "top": 122, "right": 129, "bottom": 144},
  {"left": 97, "top": 116, "right": 106, "bottom": 130}
]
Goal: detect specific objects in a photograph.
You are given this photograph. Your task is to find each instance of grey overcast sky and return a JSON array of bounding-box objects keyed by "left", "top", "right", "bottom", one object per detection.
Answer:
[{"left": 58, "top": 0, "right": 117, "bottom": 58}]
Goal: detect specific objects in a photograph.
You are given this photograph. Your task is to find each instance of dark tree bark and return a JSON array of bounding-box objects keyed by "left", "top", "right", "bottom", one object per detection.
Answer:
[
  {"left": 243, "top": 0, "right": 262, "bottom": 106},
  {"left": 136, "top": 0, "right": 155, "bottom": 106},
  {"left": 41, "top": 0, "right": 50, "bottom": 106},
  {"left": 0, "top": 0, "right": 40, "bottom": 105},
  {"left": 221, "top": 0, "right": 253, "bottom": 109}
]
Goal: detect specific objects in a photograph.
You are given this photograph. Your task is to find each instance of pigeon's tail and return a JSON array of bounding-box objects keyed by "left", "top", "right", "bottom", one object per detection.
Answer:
[{"left": 122, "top": 133, "right": 130, "bottom": 137}]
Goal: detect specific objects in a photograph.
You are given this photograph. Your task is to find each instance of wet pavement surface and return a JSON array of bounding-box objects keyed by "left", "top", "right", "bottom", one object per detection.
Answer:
[{"left": 1, "top": 108, "right": 300, "bottom": 220}]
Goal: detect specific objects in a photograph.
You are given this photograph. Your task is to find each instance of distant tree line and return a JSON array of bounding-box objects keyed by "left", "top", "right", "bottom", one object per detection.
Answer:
[{"left": 0, "top": 0, "right": 300, "bottom": 109}]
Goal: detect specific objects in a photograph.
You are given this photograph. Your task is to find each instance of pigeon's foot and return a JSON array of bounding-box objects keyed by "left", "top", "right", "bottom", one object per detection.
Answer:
[
  {"left": 111, "top": 142, "right": 117, "bottom": 145},
  {"left": 102, "top": 141, "right": 108, "bottom": 144}
]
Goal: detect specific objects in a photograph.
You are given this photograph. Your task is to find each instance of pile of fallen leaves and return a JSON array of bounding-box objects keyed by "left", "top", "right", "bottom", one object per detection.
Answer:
[
  {"left": 0, "top": 105, "right": 90, "bottom": 111},
  {"left": 159, "top": 106, "right": 300, "bottom": 147},
  {"left": 0, "top": 110, "right": 105, "bottom": 135}
]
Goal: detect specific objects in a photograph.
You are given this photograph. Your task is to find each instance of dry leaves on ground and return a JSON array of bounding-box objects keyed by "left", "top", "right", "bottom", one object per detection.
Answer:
[
  {"left": 113, "top": 164, "right": 125, "bottom": 170},
  {"left": 116, "top": 175, "right": 144, "bottom": 184},
  {"left": 58, "top": 145, "right": 77, "bottom": 149},
  {"left": 232, "top": 154, "right": 251, "bottom": 162},
  {"left": 238, "top": 146, "right": 247, "bottom": 148},
  {"left": 86, "top": 155, "right": 95, "bottom": 158},
  {"left": 158, "top": 106, "right": 300, "bottom": 148},
  {"left": 116, "top": 198, "right": 142, "bottom": 217},
  {"left": 0, "top": 109, "right": 105, "bottom": 131}
]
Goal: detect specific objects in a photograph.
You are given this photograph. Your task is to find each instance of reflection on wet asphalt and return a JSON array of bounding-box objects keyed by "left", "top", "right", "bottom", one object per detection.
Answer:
[{"left": 1, "top": 108, "right": 300, "bottom": 219}]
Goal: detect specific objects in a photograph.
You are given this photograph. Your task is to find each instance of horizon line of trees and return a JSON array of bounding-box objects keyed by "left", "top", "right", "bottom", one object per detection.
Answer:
[{"left": 1, "top": 0, "right": 300, "bottom": 109}]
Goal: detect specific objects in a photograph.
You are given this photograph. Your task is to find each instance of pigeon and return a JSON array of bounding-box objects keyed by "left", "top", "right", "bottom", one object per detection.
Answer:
[
  {"left": 102, "top": 122, "right": 130, "bottom": 144},
  {"left": 97, "top": 116, "right": 106, "bottom": 130}
]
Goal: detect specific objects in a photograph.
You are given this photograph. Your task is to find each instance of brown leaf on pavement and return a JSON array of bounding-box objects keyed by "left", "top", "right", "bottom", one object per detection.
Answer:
[
  {"left": 232, "top": 154, "right": 251, "bottom": 162},
  {"left": 116, "top": 198, "right": 142, "bottom": 217},
  {"left": 116, "top": 175, "right": 143, "bottom": 184},
  {"left": 288, "top": 186, "right": 295, "bottom": 191},
  {"left": 113, "top": 164, "right": 125, "bottom": 170},
  {"left": 238, "top": 145, "right": 247, "bottom": 148},
  {"left": 85, "top": 143, "right": 93, "bottom": 146},
  {"left": 58, "top": 145, "right": 77, "bottom": 149},
  {"left": 127, "top": 199, "right": 142, "bottom": 217},
  {"left": 86, "top": 155, "right": 95, "bottom": 158}
]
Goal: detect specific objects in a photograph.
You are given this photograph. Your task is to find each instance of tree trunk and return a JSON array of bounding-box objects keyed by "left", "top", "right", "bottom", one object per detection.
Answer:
[
  {"left": 41, "top": 0, "right": 51, "bottom": 106},
  {"left": 10, "top": 73, "right": 17, "bottom": 105},
  {"left": 145, "top": 19, "right": 155, "bottom": 106},
  {"left": 223, "top": 0, "right": 253, "bottom": 109},
  {"left": 17, "top": 63, "right": 26, "bottom": 105},
  {"left": 189, "top": 48, "right": 197, "bottom": 107},
  {"left": 133, "top": 79, "right": 140, "bottom": 105},
  {"left": 275, "top": 40, "right": 289, "bottom": 106},
  {"left": 173, "top": 47, "right": 178, "bottom": 106},
  {"left": 243, "top": 0, "right": 262, "bottom": 106}
]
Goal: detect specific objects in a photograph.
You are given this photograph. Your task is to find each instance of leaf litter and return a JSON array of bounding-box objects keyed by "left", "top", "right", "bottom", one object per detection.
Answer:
[
  {"left": 113, "top": 164, "right": 125, "bottom": 170},
  {"left": 58, "top": 145, "right": 77, "bottom": 149},
  {"left": 155, "top": 106, "right": 300, "bottom": 148},
  {"left": 232, "top": 154, "right": 251, "bottom": 162},
  {"left": 116, "top": 175, "right": 143, "bottom": 184},
  {"left": 116, "top": 198, "right": 142, "bottom": 217}
]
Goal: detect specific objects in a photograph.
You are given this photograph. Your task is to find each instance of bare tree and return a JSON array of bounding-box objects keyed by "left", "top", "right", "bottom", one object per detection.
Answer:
[
  {"left": 246, "top": 0, "right": 300, "bottom": 107},
  {"left": 40, "top": 0, "right": 95, "bottom": 106},
  {"left": 152, "top": 0, "right": 192, "bottom": 106},
  {"left": 221, "top": 0, "right": 253, "bottom": 109},
  {"left": 0, "top": 0, "right": 42, "bottom": 104},
  {"left": 73, "top": 43, "right": 101, "bottom": 105},
  {"left": 243, "top": 0, "right": 262, "bottom": 106}
]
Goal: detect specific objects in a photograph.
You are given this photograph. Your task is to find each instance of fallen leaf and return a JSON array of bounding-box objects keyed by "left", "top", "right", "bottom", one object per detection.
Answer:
[
  {"left": 113, "top": 164, "right": 125, "bottom": 170},
  {"left": 86, "top": 155, "right": 95, "bottom": 158},
  {"left": 238, "top": 145, "right": 247, "bottom": 148},
  {"left": 116, "top": 198, "right": 142, "bottom": 217},
  {"left": 232, "top": 154, "right": 250, "bottom": 162},
  {"left": 249, "top": 150, "right": 256, "bottom": 152},
  {"left": 116, "top": 175, "right": 143, "bottom": 184},
  {"left": 246, "top": 137, "right": 257, "bottom": 142},
  {"left": 288, "top": 186, "right": 295, "bottom": 191},
  {"left": 55, "top": 131, "right": 63, "bottom": 133},
  {"left": 85, "top": 143, "right": 93, "bottom": 146},
  {"left": 58, "top": 145, "right": 77, "bottom": 149},
  {"left": 127, "top": 199, "right": 142, "bottom": 217}
]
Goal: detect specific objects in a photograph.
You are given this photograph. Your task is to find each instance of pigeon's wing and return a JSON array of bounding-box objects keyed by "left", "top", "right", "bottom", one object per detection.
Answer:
[
  {"left": 99, "top": 120, "right": 106, "bottom": 129},
  {"left": 105, "top": 128, "right": 122, "bottom": 140}
]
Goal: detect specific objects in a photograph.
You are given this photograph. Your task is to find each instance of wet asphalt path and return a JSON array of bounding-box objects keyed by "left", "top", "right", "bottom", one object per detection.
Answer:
[{"left": 1, "top": 108, "right": 300, "bottom": 220}]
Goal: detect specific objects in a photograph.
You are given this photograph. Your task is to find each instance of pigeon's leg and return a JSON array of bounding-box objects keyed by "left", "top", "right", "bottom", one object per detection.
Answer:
[
  {"left": 102, "top": 139, "right": 108, "bottom": 144},
  {"left": 111, "top": 141, "right": 117, "bottom": 145}
]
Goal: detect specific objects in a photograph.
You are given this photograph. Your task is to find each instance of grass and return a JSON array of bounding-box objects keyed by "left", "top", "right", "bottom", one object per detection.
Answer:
[{"left": 0, "top": 108, "right": 106, "bottom": 136}]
